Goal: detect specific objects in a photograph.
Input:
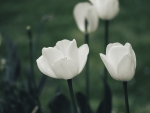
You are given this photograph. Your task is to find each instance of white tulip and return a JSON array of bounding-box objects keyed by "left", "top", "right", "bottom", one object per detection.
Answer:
[
  {"left": 36, "top": 39, "right": 89, "bottom": 79},
  {"left": 90, "top": 0, "right": 119, "bottom": 20},
  {"left": 100, "top": 43, "right": 136, "bottom": 81},
  {"left": 73, "top": 2, "right": 99, "bottom": 33}
]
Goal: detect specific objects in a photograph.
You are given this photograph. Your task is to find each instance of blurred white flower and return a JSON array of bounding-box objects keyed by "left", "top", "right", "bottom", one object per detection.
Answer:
[
  {"left": 100, "top": 43, "right": 136, "bottom": 81},
  {"left": 73, "top": 2, "right": 99, "bottom": 33},
  {"left": 36, "top": 39, "right": 89, "bottom": 79},
  {"left": 90, "top": 0, "right": 119, "bottom": 20}
]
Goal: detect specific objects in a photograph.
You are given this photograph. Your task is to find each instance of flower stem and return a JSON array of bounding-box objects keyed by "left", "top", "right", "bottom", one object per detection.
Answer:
[
  {"left": 104, "top": 20, "right": 109, "bottom": 81},
  {"left": 27, "top": 26, "right": 36, "bottom": 91},
  {"left": 85, "top": 19, "right": 90, "bottom": 101},
  {"left": 27, "top": 26, "right": 42, "bottom": 113},
  {"left": 123, "top": 82, "right": 130, "bottom": 113},
  {"left": 67, "top": 79, "right": 78, "bottom": 113}
]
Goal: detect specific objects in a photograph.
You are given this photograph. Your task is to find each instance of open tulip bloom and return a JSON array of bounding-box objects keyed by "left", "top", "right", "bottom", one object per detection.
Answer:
[
  {"left": 36, "top": 39, "right": 89, "bottom": 113},
  {"left": 36, "top": 39, "right": 89, "bottom": 80},
  {"left": 90, "top": 0, "right": 119, "bottom": 20},
  {"left": 100, "top": 42, "right": 136, "bottom": 81},
  {"left": 73, "top": 2, "right": 99, "bottom": 33},
  {"left": 100, "top": 42, "right": 136, "bottom": 113}
]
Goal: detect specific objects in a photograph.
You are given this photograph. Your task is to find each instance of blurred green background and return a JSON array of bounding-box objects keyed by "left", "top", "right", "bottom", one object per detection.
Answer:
[{"left": 0, "top": 0, "right": 150, "bottom": 113}]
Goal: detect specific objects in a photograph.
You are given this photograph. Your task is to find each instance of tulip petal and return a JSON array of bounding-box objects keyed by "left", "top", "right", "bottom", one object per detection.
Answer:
[
  {"left": 55, "top": 39, "right": 71, "bottom": 55},
  {"left": 89, "top": 0, "right": 94, "bottom": 4},
  {"left": 106, "top": 42, "right": 123, "bottom": 56},
  {"left": 36, "top": 56, "right": 58, "bottom": 78},
  {"left": 108, "top": 46, "right": 128, "bottom": 71},
  {"left": 86, "top": 7, "right": 99, "bottom": 33},
  {"left": 117, "top": 54, "right": 135, "bottom": 81},
  {"left": 73, "top": 2, "right": 91, "bottom": 33},
  {"left": 125, "top": 43, "right": 136, "bottom": 68},
  {"left": 73, "top": 2, "right": 98, "bottom": 33},
  {"left": 66, "top": 39, "right": 78, "bottom": 62},
  {"left": 78, "top": 44, "right": 89, "bottom": 73},
  {"left": 42, "top": 47, "right": 64, "bottom": 65},
  {"left": 52, "top": 59, "right": 79, "bottom": 79},
  {"left": 100, "top": 53, "right": 119, "bottom": 80},
  {"left": 91, "top": 0, "right": 119, "bottom": 20}
]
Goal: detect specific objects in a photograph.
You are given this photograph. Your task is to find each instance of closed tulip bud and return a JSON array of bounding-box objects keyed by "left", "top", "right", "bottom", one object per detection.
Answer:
[
  {"left": 36, "top": 39, "right": 89, "bottom": 79},
  {"left": 73, "top": 2, "right": 99, "bottom": 33},
  {"left": 90, "top": 0, "right": 119, "bottom": 20},
  {"left": 100, "top": 43, "right": 136, "bottom": 81}
]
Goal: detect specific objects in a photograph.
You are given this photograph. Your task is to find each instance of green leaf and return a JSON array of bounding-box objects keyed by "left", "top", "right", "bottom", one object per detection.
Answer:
[
  {"left": 97, "top": 81, "right": 112, "bottom": 113},
  {"left": 48, "top": 93, "right": 71, "bottom": 113},
  {"left": 5, "top": 35, "right": 21, "bottom": 84},
  {"left": 76, "top": 92, "right": 92, "bottom": 113}
]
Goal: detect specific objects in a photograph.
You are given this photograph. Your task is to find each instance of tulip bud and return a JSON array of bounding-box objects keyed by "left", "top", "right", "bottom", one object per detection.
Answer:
[
  {"left": 100, "top": 43, "right": 136, "bottom": 81},
  {"left": 73, "top": 2, "right": 99, "bottom": 33},
  {"left": 36, "top": 39, "right": 89, "bottom": 79},
  {"left": 90, "top": 0, "right": 119, "bottom": 20}
]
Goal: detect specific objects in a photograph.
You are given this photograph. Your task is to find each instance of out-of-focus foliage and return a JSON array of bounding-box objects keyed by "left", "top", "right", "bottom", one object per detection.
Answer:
[
  {"left": 48, "top": 93, "right": 71, "bottom": 113},
  {"left": 0, "top": 37, "right": 36, "bottom": 113}
]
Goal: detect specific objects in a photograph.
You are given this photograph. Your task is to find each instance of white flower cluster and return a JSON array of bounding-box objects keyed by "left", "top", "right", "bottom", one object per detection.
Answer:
[
  {"left": 37, "top": 39, "right": 136, "bottom": 81},
  {"left": 73, "top": 0, "right": 119, "bottom": 33}
]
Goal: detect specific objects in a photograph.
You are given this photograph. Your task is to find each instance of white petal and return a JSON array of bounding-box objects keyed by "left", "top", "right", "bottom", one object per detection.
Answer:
[
  {"left": 78, "top": 44, "right": 89, "bottom": 73},
  {"left": 36, "top": 56, "right": 58, "bottom": 78},
  {"left": 89, "top": 0, "right": 95, "bottom": 4},
  {"left": 73, "top": 2, "right": 91, "bottom": 33},
  {"left": 100, "top": 53, "right": 119, "bottom": 80},
  {"left": 66, "top": 39, "right": 78, "bottom": 62},
  {"left": 86, "top": 7, "right": 99, "bottom": 33},
  {"left": 42, "top": 47, "right": 64, "bottom": 65},
  {"left": 73, "top": 2, "right": 99, "bottom": 33},
  {"left": 51, "top": 59, "right": 79, "bottom": 79},
  {"left": 117, "top": 54, "right": 135, "bottom": 81},
  {"left": 106, "top": 42, "right": 123, "bottom": 56},
  {"left": 93, "top": 0, "right": 119, "bottom": 20},
  {"left": 124, "top": 43, "right": 136, "bottom": 68},
  {"left": 108, "top": 46, "right": 128, "bottom": 71},
  {"left": 55, "top": 39, "right": 71, "bottom": 55}
]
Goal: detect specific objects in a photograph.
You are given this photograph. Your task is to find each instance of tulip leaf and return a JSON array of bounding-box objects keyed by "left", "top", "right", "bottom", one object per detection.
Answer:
[
  {"left": 5, "top": 35, "right": 21, "bottom": 84},
  {"left": 48, "top": 93, "right": 71, "bottom": 113},
  {"left": 96, "top": 100, "right": 104, "bottom": 113},
  {"left": 97, "top": 81, "right": 112, "bottom": 113},
  {"left": 0, "top": 84, "right": 36, "bottom": 113},
  {"left": 34, "top": 14, "right": 51, "bottom": 56},
  {"left": 76, "top": 92, "right": 92, "bottom": 113}
]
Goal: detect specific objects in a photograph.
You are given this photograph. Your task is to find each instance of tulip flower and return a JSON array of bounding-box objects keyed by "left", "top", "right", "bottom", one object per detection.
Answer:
[
  {"left": 100, "top": 42, "right": 136, "bottom": 81},
  {"left": 73, "top": 2, "right": 99, "bottom": 33},
  {"left": 90, "top": 0, "right": 119, "bottom": 20},
  {"left": 36, "top": 39, "right": 89, "bottom": 80}
]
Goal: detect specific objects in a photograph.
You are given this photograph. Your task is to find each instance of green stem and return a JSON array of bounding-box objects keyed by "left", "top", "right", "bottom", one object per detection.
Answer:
[
  {"left": 27, "top": 26, "right": 36, "bottom": 91},
  {"left": 104, "top": 20, "right": 109, "bottom": 81},
  {"left": 27, "top": 26, "right": 42, "bottom": 113},
  {"left": 85, "top": 19, "right": 90, "bottom": 101},
  {"left": 123, "top": 82, "right": 130, "bottom": 113},
  {"left": 67, "top": 79, "right": 78, "bottom": 113}
]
